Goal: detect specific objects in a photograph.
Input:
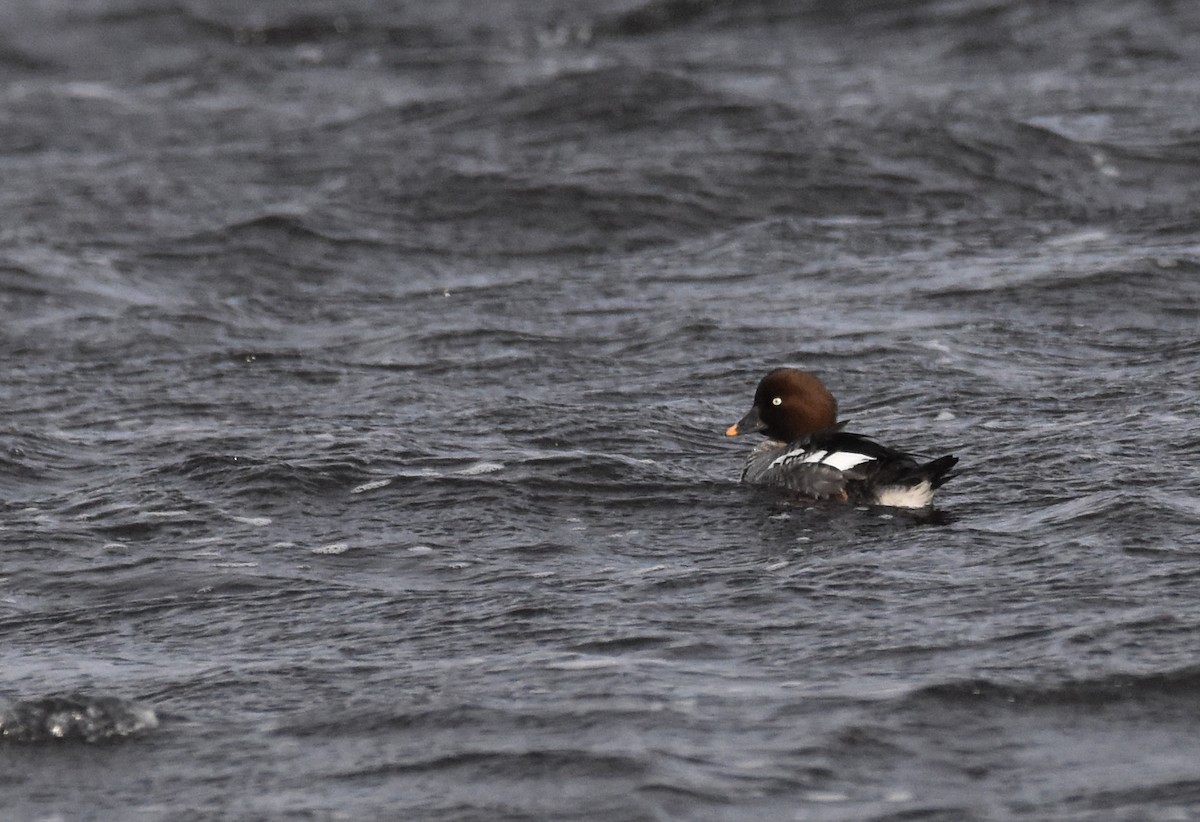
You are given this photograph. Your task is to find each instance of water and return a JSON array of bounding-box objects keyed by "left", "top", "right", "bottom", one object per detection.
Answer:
[{"left": 2, "top": 0, "right": 1200, "bottom": 819}]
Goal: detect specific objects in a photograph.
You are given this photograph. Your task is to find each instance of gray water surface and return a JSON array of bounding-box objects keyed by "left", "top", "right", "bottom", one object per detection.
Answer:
[{"left": 3, "top": 1, "right": 1200, "bottom": 820}]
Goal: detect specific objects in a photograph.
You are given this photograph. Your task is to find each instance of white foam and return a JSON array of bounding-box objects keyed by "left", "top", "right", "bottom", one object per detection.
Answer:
[
  {"left": 457, "top": 461, "right": 505, "bottom": 476},
  {"left": 803, "top": 791, "right": 850, "bottom": 803},
  {"left": 230, "top": 515, "right": 272, "bottom": 526},
  {"left": 351, "top": 478, "right": 393, "bottom": 494}
]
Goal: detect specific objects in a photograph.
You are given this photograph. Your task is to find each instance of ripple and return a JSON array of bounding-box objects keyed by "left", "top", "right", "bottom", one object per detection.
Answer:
[{"left": 0, "top": 693, "right": 158, "bottom": 743}]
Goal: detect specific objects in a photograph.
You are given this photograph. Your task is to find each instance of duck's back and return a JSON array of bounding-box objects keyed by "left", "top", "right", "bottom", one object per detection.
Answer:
[{"left": 741, "top": 428, "right": 958, "bottom": 508}]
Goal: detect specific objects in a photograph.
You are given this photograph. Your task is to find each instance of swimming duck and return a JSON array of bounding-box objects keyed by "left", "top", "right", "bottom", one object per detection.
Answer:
[{"left": 726, "top": 368, "right": 958, "bottom": 508}]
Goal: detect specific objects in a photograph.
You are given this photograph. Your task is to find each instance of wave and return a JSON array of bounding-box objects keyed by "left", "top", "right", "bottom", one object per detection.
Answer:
[
  {"left": 907, "top": 666, "right": 1200, "bottom": 708},
  {"left": 0, "top": 693, "right": 158, "bottom": 743},
  {"left": 169, "top": 453, "right": 380, "bottom": 500}
]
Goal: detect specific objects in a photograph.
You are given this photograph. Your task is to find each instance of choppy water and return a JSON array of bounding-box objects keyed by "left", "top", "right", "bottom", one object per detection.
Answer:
[{"left": 2, "top": 1, "right": 1200, "bottom": 819}]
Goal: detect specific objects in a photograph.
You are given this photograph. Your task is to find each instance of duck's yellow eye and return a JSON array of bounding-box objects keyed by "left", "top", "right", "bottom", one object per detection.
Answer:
[{"left": 771, "top": 397, "right": 782, "bottom": 406}]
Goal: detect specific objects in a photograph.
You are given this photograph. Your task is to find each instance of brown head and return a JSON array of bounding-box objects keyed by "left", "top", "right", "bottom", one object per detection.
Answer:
[{"left": 725, "top": 368, "right": 838, "bottom": 442}]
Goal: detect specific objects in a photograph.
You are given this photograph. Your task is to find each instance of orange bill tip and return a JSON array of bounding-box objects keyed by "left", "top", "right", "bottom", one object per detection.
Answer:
[{"left": 724, "top": 423, "right": 740, "bottom": 437}]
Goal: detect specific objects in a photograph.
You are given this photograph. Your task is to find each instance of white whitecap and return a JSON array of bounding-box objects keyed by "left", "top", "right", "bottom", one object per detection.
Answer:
[
  {"left": 1043, "top": 228, "right": 1111, "bottom": 247},
  {"left": 311, "top": 542, "right": 350, "bottom": 555},
  {"left": 457, "top": 461, "right": 505, "bottom": 476},
  {"left": 803, "top": 791, "right": 851, "bottom": 803},
  {"left": 351, "top": 478, "right": 393, "bottom": 494}
]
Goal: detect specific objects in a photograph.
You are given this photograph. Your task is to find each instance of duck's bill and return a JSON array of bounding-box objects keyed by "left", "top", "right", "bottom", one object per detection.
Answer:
[{"left": 725, "top": 406, "right": 764, "bottom": 437}]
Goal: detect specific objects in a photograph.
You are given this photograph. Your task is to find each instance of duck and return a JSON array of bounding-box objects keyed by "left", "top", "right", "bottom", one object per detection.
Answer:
[{"left": 725, "top": 368, "right": 958, "bottom": 508}]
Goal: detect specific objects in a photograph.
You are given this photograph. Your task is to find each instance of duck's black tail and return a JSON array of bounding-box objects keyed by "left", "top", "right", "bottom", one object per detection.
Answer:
[{"left": 921, "top": 455, "right": 959, "bottom": 489}]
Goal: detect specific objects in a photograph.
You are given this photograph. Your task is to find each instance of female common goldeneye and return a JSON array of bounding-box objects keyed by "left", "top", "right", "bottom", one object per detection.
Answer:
[{"left": 725, "top": 368, "right": 958, "bottom": 508}]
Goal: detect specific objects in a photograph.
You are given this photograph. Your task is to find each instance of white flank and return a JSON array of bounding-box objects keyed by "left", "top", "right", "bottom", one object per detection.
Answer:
[{"left": 876, "top": 481, "right": 934, "bottom": 509}]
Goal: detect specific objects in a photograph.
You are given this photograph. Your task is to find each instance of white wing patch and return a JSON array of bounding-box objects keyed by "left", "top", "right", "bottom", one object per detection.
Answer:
[
  {"left": 819, "top": 451, "right": 877, "bottom": 472},
  {"left": 767, "top": 447, "right": 812, "bottom": 470},
  {"left": 768, "top": 447, "right": 877, "bottom": 472}
]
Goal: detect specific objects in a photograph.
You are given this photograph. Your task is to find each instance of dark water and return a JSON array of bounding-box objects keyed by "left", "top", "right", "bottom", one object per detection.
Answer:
[{"left": 3, "top": 0, "right": 1200, "bottom": 818}]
